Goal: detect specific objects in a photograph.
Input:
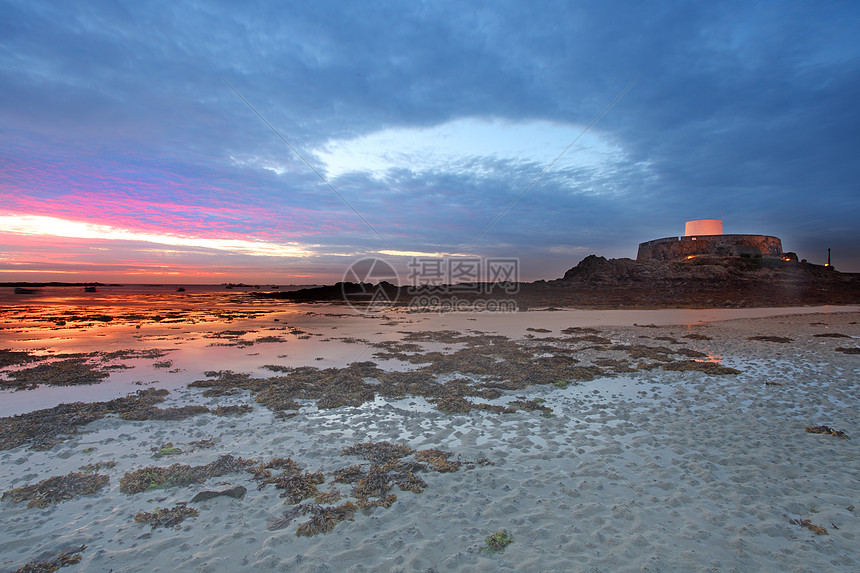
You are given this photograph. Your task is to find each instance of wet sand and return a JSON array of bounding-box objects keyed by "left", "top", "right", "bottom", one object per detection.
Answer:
[{"left": 1, "top": 296, "right": 858, "bottom": 572}]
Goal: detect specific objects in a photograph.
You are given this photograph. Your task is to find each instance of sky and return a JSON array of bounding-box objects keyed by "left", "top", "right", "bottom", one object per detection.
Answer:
[{"left": 1, "top": 0, "right": 859, "bottom": 284}]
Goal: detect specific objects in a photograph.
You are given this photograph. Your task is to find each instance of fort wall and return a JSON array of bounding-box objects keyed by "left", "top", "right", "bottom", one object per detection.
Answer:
[{"left": 637, "top": 234, "right": 783, "bottom": 261}]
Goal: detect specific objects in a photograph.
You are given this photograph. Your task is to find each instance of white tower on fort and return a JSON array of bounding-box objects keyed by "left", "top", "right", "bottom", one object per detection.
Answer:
[{"left": 684, "top": 219, "right": 723, "bottom": 237}]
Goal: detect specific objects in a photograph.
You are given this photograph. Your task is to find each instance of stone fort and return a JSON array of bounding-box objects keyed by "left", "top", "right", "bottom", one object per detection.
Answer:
[{"left": 637, "top": 219, "right": 785, "bottom": 261}]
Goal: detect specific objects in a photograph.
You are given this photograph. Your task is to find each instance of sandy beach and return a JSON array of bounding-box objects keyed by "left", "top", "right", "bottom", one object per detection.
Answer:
[{"left": 1, "top": 292, "right": 858, "bottom": 572}]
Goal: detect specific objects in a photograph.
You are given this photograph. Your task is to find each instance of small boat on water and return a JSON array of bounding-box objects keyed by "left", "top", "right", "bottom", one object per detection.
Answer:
[
  {"left": 84, "top": 286, "right": 97, "bottom": 292},
  {"left": 176, "top": 287, "right": 186, "bottom": 292},
  {"left": 14, "top": 287, "right": 36, "bottom": 294}
]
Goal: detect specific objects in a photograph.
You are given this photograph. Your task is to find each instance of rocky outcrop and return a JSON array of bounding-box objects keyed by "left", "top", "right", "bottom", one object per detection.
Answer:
[{"left": 547, "top": 254, "right": 860, "bottom": 308}]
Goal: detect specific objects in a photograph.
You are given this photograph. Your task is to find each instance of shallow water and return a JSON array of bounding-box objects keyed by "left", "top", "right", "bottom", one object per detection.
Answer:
[{"left": 1, "top": 299, "right": 857, "bottom": 418}]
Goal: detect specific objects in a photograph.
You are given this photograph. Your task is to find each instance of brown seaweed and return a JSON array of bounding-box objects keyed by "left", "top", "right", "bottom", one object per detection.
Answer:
[
  {"left": 1, "top": 359, "right": 109, "bottom": 391},
  {"left": 790, "top": 518, "right": 828, "bottom": 535},
  {"left": 314, "top": 489, "right": 343, "bottom": 504},
  {"left": 78, "top": 461, "right": 116, "bottom": 474},
  {"left": 509, "top": 398, "right": 553, "bottom": 416},
  {"left": 295, "top": 502, "right": 357, "bottom": 537},
  {"left": 273, "top": 471, "right": 326, "bottom": 504},
  {"left": 342, "top": 441, "right": 414, "bottom": 462},
  {"left": 747, "top": 335, "right": 793, "bottom": 343},
  {"left": 120, "top": 405, "right": 211, "bottom": 421},
  {"left": 12, "top": 545, "right": 86, "bottom": 573},
  {"left": 119, "top": 455, "right": 256, "bottom": 494},
  {"left": 2, "top": 472, "right": 109, "bottom": 508},
  {"left": 185, "top": 327, "right": 743, "bottom": 420},
  {"left": 214, "top": 404, "right": 253, "bottom": 416},
  {"left": 682, "top": 333, "right": 712, "bottom": 340},
  {"left": 0, "top": 388, "right": 169, "bottom": 451},
  {"left": 805, "top": 425, "right": 849, "bottom": 439},
  {"left": 415, "top": 449, "right": 461, "bottom": 472},
  {"left": 135, "top": 502, "right": 199, "bottom": 530},
  {"left": 0, "top": 348, "right": 39, "bottom": 369},
  {"left": 835, "top": 346, "right": 860, "bottom": 354},
  {"left": 661, "top": 361, "right": 742, "bottom": 375},
  {"left": 266, "top": 503, "right": 312, "bottom": 531}
]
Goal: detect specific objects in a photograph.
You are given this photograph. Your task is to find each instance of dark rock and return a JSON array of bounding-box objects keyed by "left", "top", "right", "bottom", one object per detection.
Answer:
[{"left": 190, "top": 485, "right": 247, "bottom": 503}]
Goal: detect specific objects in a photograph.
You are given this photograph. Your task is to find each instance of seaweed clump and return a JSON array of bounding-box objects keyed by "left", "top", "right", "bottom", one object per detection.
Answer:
[
  {"left": 790, "top": 518, "right": 828, "bottom": 535},
  {"left": 190, "top": 370, "right": 258, "bottom": 397},
  {"left": 1, "top": 359, "right": 109, "bottom": 391},
  {"left": 78, "top": 461, "right": 116, "bottom": 474},
  {"left": 611, "top": 344, "right": 676, "bottom": 362},
  {"left": 249, "top": 457, "right": 328, "bottom": 504},
  {"left": 835, "top": 346, "right": 860, "bottom": 354},
  {"left": 119, "top": 454, "right": 256, "bottom": 494},
  {"left": 0, "top": 348, "right": 39, "bottom": 369},
  {"left": 135, "top": 502, "right": 199, "bottom": 530},
  {"left": 2, "top": 472, "right": 109, "bottom": 508},
  {"left": 272, "top": 471, "right": 326, "bottom": 504},
  {"left": 661, "top": 360, "right": 742, "bottom": 375},
  {"left": 682, "top": 333, "right": 712, "bottom": 341},
  {"left": 120, "top": 404, "right": 210, "bottom": 421},
  {"left": 479, "top": 530, "right": 514, "bottom": 554},
  {"left": 805, "top": 425, "right": 849, "bottom": 439},
  {"left": 12, "top": 545, "right": 86, "bottom": 573},
  {"left": 342, "top": 441, "right": 414, "bottom": 463},
  {"left": 747, "top": 335, "right": 793, "bottom": 343},
  {"left": 314, "top": 490, "right": 343, "bottom": 504},
  {"left": 509, "top": 398, "right": 553, "bottom": 417},
  {"left": 257, "top": 442, "right": 485, "bottom": 537},
  {"left": 267, "top": 502, "right": 357, "bottom": 536},
  {"left": 215, "top": 404, "right": 253, "bottom": 416},
  {"left": 414, "top": 448, "right": 461, "bottom": 472},
  {"left": 188, "top": 333, "right": 608, "bottom": 417},
  {"left": 334, "top": 442, "right": 463, "bottom": 508},
  {"left": 0, "top": 388, "right": 170, "bottom": 451},
  {"left": 250, "top": 457, "right": 302, "bottom": 485},
  {"left": 296, "top": 502, "right": 357, "bottom": 537},
  {"left": 152, "top": 442, "right": 182, "bottom": 457},
  {"left": 186, "top": 327, "right": 746, "bottom": 419}
]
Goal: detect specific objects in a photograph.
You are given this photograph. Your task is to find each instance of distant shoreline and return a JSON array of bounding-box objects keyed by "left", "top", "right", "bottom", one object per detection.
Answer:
[{"left": 0, "top": 282, "right": 107, "bottom": 287}]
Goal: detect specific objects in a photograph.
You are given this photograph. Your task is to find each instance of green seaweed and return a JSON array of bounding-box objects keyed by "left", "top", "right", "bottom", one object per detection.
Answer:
[
  {"left": 152, "top": 442, "right": 182, "bottom": 457},
  {"left": 479, "top": 530, "right": 514, "bottom": 554}
]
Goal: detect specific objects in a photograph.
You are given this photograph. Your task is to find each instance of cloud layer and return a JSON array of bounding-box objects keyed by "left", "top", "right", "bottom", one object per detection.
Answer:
[{"left": 1, "top": 0, "right": 858, "bottom": 281}]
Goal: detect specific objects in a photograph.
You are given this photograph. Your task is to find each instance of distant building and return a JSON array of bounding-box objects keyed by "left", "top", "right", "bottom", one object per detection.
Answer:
[{"left": 637, "top": 219, "right": 784, "bottom": 261}]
